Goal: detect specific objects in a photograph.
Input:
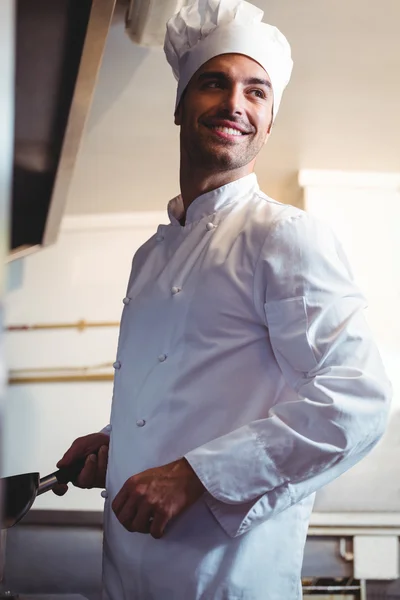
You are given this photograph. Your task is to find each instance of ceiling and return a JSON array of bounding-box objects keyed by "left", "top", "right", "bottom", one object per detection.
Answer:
[{"left": 66, "top": 0, "right": 400, "bottom": 214}]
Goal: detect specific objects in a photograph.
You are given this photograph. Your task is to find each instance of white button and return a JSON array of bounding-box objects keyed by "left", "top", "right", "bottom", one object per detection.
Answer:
[
  {"left": 156, "top": 235, "right": 164, "bottom": 242},
  {"left": 123, "top": 297, "right": 130, "bottom": 305},
  {"left": 171, "top": 286, "right": 181, "bottom": 295},
  {"left": 158, "top": 354, "right": 167, "bottom": 362},
  {"left": 113, "top": 361, "right": 121, "bottom": 370},
  {"left": 206, "top": 222, "right": 215, "bottom": 231},
  {"left": 136, "top": 419, "right": 146, "bottom": 427},
  {"left": 101, "top": 490, "right": 108, "bottom": 499}
]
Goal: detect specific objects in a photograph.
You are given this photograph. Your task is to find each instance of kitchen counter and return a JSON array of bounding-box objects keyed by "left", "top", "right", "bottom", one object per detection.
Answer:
[{"left": 17, "top": 596, "right": 89, "bottom": 599}]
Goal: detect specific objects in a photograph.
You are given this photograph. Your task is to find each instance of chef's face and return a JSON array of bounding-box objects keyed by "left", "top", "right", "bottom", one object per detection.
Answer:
[{"left": 175, "top": 53, "right": 274, "bottom": 172}]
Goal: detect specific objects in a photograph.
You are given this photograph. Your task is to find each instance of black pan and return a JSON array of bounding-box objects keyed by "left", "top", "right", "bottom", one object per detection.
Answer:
[{"left": 1, "top": 459, "right": 86, "bottom": 528}]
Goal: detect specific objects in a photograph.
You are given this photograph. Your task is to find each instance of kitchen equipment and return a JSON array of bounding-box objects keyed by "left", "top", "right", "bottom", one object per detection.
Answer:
[
  {"left": 0, "top": 592, "right": 87, "bottom": 600},
  {"left": 1, "top": 460, "right": 86, "bottom": 529}
]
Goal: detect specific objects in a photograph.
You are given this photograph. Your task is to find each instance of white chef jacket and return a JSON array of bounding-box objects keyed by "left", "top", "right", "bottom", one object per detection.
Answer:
[{"left": 102, "top": 173, "right": 391, "bottom": 600}]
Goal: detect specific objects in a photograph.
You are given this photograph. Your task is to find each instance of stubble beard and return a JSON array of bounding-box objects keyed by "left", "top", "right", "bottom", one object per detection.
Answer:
[{"left": 187, "top": 132, "right": 259, "bottom": 172}]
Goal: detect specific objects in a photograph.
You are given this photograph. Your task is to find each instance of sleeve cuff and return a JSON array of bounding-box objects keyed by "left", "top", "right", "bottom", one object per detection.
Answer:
[
  {"left": 184, "top": 425, "right": 282, "bottom": 505},
  {"left": 202, "top": 483, "right": 293, "bottom": 538}
]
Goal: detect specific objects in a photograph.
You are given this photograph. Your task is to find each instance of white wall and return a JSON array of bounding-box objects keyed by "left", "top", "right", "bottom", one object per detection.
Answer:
[
  {"left": 300, "top": 170, "right": 400, "bottom": 514},
  {"left": 3, "top": 211, "right": 166, "bottom": 511},
  {"left": 65, "top": 2, "right": 400, "bottom": 216}
]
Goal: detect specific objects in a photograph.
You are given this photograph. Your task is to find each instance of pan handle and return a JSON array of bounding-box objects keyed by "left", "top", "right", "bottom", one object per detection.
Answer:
[{"left": 37, "top": 458, "right": 87, "bottom": 496}]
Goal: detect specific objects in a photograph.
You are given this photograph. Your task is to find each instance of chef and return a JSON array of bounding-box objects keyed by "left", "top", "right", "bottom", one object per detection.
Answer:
[{"left": 55, "top": 1, "right": 392, "bottom": 598}]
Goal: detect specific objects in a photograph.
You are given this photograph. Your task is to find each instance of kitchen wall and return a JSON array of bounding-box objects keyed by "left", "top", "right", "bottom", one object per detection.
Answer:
[
  {"left": 3, "top": 210, "right": 166, "bottom": 511},
  {"left": 65, "top": 2, "right": 400, "bottom": 216},
  {"left": 300, "top": 170, "right": 400, "bottom": 516}
]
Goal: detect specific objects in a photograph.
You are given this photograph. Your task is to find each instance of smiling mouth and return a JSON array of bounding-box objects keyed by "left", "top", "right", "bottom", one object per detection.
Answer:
[
  {"left": 210, "top": 125, "right": 245, "bottom": 136},
  {"left": 204, "top": 124, "right": 250, "bottom": 140}
]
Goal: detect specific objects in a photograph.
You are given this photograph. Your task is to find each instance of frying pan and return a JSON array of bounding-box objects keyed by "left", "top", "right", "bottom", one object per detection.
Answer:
[{"left": 1, "top": 459, "right": 86, "bottom": 529}]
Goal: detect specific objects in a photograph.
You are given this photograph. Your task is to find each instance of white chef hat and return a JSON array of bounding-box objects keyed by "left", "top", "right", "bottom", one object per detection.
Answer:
[{"left": 164, "top": 0, "right": 293, "bottom": 120}]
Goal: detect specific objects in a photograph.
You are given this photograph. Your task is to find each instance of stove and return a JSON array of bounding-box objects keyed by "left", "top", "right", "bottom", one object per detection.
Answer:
[{"left": 0, "top": 595, "right": 88, "bottom": 599}]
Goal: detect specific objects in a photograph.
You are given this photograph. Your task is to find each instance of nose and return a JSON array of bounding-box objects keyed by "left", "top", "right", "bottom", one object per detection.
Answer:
[{"left": 220, "top": 85, "right": 244, "bottom": 116}]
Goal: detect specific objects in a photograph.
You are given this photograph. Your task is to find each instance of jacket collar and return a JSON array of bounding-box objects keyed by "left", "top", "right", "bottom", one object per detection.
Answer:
[{"left": 168, "top": 173, "right": 259, "bottom": 225}]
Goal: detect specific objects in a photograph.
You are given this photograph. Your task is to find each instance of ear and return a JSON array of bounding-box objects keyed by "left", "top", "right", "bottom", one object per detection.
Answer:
[
  {"left": 268, "top": 109, "right": 273, "bottom": 133},
  {"left": 264, "top": 129, "right": 272, "bottom": 146},
  {"left": 174, "top": 103, "right": 182, "bottom": 126},
  {"left": 264, "top": 112, "right": 273, "bottom": 143}
]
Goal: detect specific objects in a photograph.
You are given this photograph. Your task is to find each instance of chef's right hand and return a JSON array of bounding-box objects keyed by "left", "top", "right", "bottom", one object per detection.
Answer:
[{"left": 53, "top": 432, "right": 110, "bottom": 496}]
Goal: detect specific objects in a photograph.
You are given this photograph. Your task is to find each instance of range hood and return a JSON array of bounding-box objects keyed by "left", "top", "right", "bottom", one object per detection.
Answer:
[
  {"left": 9, "top": 0, "right": 116, "bottom": 261},
  {"left": 125, "top": 0, "right": 188, "bottom": 47}
]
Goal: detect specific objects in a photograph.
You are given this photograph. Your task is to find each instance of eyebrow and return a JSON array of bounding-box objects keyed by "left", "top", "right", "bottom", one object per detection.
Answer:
[{"left": 197, "top": 71, "right": 272, "bottom": 89}]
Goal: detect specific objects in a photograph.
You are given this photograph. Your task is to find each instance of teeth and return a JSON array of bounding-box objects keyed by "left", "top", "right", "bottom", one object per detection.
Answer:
[{"left": 212, "top": 126, "right": 243, "bottom": 136}]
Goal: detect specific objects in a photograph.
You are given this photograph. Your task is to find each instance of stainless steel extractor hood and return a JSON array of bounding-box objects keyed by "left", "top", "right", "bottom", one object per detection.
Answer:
[{"left": 9, "top": 0, "right": 116, "bottom": 261}]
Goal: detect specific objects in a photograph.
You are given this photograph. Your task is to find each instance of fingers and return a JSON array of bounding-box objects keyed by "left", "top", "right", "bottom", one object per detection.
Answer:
[
  {"left": 112, "top": 479, "right": 172, "bottom": 537},
  {"left": 112, "top": 479, "right": 142, "bottom": 529},
  {"left": 53, "top": 433, "right": 110, "bottom": 498},
  {"left": 75, "top": 454, "right": 98, "bottom": 488},
  {"left": 112, "top": 485, "right": 129, "bottom": 518},
  {"left": 57, "top": 433, "right": 110, "bottom": 469},
  {"left": 53, "top": 447, "right": 108, "bottom": 494},
  {"left": 112, "top": 490, "right": 155, "bottom": 535},
  {"left": 52, "top": 483, "right": 69, "bottom": 497},
  {"left": 150, "top": 511, "right": 170, "bottom": 539},
  {"left": 112, "top": 460, "right": 199, "bottom": 538},
  {"left": 115, "top": 497, "right": 139, "bottom": 531},
  {"left": 97, "top": 445, "right": 109, "bottom": 482},
  {"left": 130, "top": 502, "right": 154, "bottom": 534},
  {"left": 57, "top": 440, "right": 85, "bottom": 468},
  {"left": 72, "top": 444, "right": 109, "bottom": 489}
]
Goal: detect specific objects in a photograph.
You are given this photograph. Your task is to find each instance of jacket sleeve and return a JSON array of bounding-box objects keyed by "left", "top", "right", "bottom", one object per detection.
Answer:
[{"left": 185, "top": 211, "right": 392, "bottom": 537}]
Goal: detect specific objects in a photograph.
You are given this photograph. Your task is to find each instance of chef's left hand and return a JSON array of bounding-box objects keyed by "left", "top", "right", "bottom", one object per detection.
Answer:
[{"left": 112, "top": 458, "right": 205, "bottom": 539}]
